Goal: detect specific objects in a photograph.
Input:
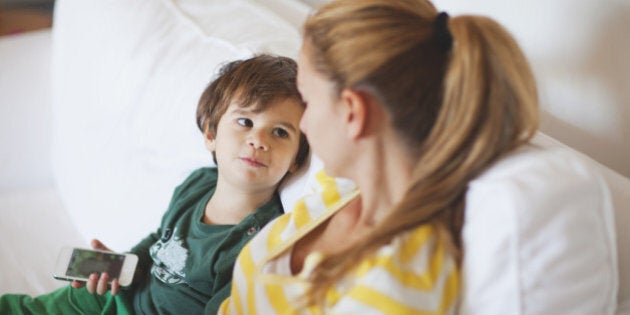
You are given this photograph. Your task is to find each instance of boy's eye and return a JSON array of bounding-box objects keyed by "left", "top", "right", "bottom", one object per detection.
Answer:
[
  {"left": 273, "top": 128, "right": 289, "bottom": 138},
  {"left": 236, "top": 118, "right": 253, "bottom": 127}
]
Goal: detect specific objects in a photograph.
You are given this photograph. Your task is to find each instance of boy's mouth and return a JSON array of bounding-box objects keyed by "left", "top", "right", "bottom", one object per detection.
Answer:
[{"left": 240, "top": 157, "right": 266, "bottom": 168}]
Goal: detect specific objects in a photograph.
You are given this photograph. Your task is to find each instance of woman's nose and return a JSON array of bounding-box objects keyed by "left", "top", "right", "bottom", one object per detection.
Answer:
[{"left": 299, "top": 115, "right": 307, "bottom": 135}]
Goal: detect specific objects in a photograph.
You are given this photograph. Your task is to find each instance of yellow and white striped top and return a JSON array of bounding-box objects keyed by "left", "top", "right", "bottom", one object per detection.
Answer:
[{"left": 219, "top": 171, "right": 460, "bottom": 314}]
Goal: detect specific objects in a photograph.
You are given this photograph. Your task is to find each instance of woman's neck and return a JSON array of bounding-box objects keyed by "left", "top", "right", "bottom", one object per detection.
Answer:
[{"left": 349, "top": 135, "right": 416, "bottom": 227}]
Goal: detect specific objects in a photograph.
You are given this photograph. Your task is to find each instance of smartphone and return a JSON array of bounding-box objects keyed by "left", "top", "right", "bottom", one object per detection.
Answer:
[{"left": 53, "top": 247, "right": 138, "bottom": 287}]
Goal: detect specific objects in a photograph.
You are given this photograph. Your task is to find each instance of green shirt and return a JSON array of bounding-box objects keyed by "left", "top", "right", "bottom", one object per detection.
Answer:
[{"left": 129, "top": 167, "right": 283, "bottom": 314}]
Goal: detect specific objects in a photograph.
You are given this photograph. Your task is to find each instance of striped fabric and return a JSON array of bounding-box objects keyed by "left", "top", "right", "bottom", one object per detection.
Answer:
[{"left": 219, "top": 171, "right": 460, "bottom": 314}]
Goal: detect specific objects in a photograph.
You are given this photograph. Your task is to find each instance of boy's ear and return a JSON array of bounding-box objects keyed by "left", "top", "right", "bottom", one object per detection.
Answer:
[
  {"left": 287, "top": 160, "right": 300, "bottom": 174},
  {"left": 204, "top": 129, "right": 216, "bottom": 152}
]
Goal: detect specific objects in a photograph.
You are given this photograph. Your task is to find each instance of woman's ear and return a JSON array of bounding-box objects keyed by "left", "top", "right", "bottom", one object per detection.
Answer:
[{"left": 339, "top": 88, "right": 369, "bottom": 140}]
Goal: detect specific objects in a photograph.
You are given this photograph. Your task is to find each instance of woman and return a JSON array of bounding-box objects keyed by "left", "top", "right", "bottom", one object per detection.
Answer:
[{"left": 220, "top": 0, "right": 540, "bottom": 313}]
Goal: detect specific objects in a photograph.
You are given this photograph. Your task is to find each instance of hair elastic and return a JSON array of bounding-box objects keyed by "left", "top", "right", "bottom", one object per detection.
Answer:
[{"left": 433, "top": 12, "right": 453, "bottom": 52}]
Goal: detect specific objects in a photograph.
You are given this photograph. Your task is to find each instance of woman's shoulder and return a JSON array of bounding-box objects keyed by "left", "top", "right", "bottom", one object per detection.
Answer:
[
  {"left": 246, "top": 171, "right": 360, "bottom": 264},
  {"left": 275, "top": 172, "right": 359, "bottom": 243},
  {"left": 370, "top": 224, "right": 458, "bottom": 274},
  {"left": 324, "top": 224, "right": 459, "bottom": 313}
]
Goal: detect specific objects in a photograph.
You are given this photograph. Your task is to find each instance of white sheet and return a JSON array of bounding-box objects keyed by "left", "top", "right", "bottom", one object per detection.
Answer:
[{"left": 0, "top": 189, "right": 84, "bottom": 295}]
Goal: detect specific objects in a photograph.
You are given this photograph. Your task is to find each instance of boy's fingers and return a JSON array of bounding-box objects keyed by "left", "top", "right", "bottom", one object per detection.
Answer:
[
  {"left": 110, "top": 278, "right": 120, "bottom": 296},
  {"left": 91, "top": 239, "right": 112, "bottom": 252},
  {"left": 71, "top": 280, "right": 84, "bottom": 288},
  {"left": 91, "top": 239, "right": 104, "bottom": 250},
  {"left": 96, "top": 273, "right": 109, "bottom": 295},
  {"left": 86, "top": 273, "right": 98, "bottom": 294}
]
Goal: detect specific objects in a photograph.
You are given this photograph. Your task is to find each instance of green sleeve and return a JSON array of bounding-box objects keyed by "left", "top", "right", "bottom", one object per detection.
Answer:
[
  {"left": 127, "top": 169, "right": 202, "bottom": 269},
  {"left": 203, "top": 280, "right": 232, "bottom": 315},
  {"left": 125, "top": 168, "right": 212, "bottom": 284},
  {"left": 123, "top": 231, "right": 159, "bottom": 289},
  {"left": 129, "top": 231, "right": 159, "bottom": 273}
]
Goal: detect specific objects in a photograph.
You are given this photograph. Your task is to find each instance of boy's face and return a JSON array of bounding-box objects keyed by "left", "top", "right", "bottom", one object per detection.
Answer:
[{"left": 206, "top": 98, "right": 304, "bottom": 193}]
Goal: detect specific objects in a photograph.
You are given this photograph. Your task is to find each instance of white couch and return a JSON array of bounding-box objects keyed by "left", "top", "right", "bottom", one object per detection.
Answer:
[{"left": 1, "top": 0, "right": 628, "bottom": 313}]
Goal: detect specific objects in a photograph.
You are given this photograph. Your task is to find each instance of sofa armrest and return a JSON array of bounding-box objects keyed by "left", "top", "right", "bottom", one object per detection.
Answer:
[{"left": 535, "top": 133, "right": 630, "bottom": 314}]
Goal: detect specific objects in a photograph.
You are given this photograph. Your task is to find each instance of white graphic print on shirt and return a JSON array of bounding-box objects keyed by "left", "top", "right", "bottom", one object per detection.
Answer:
[{"left": 150, "top": 228, "right": 188, "bottom": 284}]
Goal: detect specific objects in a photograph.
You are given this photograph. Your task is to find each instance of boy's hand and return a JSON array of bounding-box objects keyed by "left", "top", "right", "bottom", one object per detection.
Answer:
[{"left": 70, "top": 239, "right": 121, "bottom": 295}]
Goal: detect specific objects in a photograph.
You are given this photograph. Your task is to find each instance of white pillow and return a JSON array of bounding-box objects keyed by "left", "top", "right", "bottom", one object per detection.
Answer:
[
  {"left": 51, "top": 0, "right": 309, "bottom": 251},
  {"left": 459, "top": 133, "right": 618, "bottom": 314}
]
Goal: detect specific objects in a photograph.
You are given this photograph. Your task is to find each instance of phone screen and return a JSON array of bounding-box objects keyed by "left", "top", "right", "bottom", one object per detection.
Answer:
[{"left": 66, "top": 249, "right": 125, "bottom": 279}]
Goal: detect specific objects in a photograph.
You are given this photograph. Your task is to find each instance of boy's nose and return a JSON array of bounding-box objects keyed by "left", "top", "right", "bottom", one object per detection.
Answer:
[{"left": 248, "top": 132, "right": 268, "bottom": 151}]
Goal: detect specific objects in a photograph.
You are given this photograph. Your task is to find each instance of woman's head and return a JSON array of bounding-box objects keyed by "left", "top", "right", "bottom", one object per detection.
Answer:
[
  {"left": 299, "top": 0, "right": 539, "bottom": 306},
  {"left": 301, "top": 0, "right": 538, "bottom": 157},
  {"left": 302, "top": 0, "right": 449, "bottom": 153}
]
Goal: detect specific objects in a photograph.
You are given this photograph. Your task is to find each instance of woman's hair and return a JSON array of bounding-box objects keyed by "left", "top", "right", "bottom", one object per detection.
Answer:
[
  {"left": 196, "top": 54, "right": 309, "bottom": 168},
  {"left": 302, "top": 0, "right": 538, "bottom": 305}
]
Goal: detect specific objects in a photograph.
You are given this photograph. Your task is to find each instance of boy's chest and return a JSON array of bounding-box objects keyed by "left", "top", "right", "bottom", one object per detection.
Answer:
[{"left": 150, "top": 208, "right": 240, "bottom": 289}]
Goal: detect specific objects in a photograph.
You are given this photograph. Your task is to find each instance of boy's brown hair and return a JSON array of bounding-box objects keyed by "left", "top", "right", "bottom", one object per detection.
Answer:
[{"left": 196, "top": 54, "right": 309, "bottom": 168}]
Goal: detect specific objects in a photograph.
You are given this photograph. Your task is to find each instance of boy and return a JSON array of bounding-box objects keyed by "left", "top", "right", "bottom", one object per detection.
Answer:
[{"left": 0, "top": 54, "right": 309, "bottom": 314}]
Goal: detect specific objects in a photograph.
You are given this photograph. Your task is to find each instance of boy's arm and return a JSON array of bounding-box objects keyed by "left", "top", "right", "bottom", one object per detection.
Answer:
[
  {"left": 127, "top": 169, "right": 204, "bottom": 273},
  {"left": 129, "top": 231, "right": 159, "bottom": 259},
  {"left": 128, "top": 231, "right": 160, "bottom": 281},
  {"left": 204, "top": 281, "right": 233, "bottom": 315}
]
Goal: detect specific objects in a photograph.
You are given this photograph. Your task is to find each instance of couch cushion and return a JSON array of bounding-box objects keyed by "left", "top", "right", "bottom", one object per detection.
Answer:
[{"left": 459, "top": 133, "right": 619, "bottom": 314}]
